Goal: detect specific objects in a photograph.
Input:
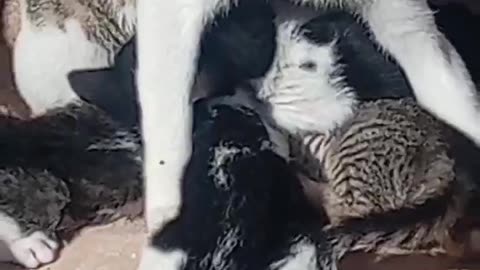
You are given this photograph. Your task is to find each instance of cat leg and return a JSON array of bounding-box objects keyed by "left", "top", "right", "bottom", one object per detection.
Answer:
[
  {"left": 13, "top": 13, "right": 110, "bottom": 116},
  {"left": 136, "top": 0, "right": 233, "bottom": 233},
  {"left": 359, "top": 0, "right": 480, "bottom": 145},
  {"left": 0, "top": 213, "right": 58, "bottom": 268}
]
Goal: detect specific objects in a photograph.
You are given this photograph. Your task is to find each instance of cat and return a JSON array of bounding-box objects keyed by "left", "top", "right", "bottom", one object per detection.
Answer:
[
  {"left": 6, "top": 1, "right": 480, "bottom": 268},
  {"left": 431, "top": 1, "right": 480, "bottom": 85},
  {"left": 290, "top": 97, "right": 467, "bottom": 254},
  {"left": 67, "top": 3, "right": 276, "bottom": 128},
  {"left": 1, "top": 0, "right": 275, "bottom": 116},
  {"left": 70, "top": 44, "right": 330, "bottom": 270},
  {"left": 0, "top": 99, "right": 143, "bottom": 268},
  {"left": 0, "top": 9, "right": 277, "bottom": 267},
  {"left": 134, "top": 7, "right": 480, "bottom": 270},
  {"left": 70, "top": 8, "right": 480, "bottom": 270},
  {"left": 2, "top": 0, "right": 136, "bottom": 115},
  {"left": 264, "top": 11, "right": 478, "bottom": 267}
]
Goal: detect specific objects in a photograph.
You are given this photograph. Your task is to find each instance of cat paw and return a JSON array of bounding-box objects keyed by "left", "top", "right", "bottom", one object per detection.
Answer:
[
  {"left": 146, "top": 205, "right": 180, "bottom": 234},
  {"left": 137, "top": 245, "right": 186, "bottom": 270},
  {"left": 9, "top": 231, "right": 59, "bottom": 269}
]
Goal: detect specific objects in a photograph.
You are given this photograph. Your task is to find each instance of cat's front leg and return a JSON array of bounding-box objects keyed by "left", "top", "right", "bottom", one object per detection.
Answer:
[
  {"left": 136, "top": 0, "right": 206, "bottom": 234},
  {"left": 360, "top": 0, "right": 480, "bottom": 145}
]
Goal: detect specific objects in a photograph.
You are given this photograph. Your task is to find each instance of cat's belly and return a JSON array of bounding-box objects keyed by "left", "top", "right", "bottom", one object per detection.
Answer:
[{"left": 14, "top": 18, "right": 111, "bottom": 116}]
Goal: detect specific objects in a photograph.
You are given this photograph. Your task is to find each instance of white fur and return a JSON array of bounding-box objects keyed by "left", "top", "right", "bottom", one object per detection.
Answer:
[
  {"left": 136, "top": 0, "right": 217, "bottom": 234},
  {"left": 136, "top": 0, "right": 480, "bottom": 269},
  {"left": 269, "top": 238, "right": 318, "bottom": 270},
  {"left": 137, "top": 246, "right": 186, "bottom": 270},
  {"left": 256, "top": 20, "right": 357, "bottom": 134},
  {"left": 0, "top": 213, "right": 58, "bottom": 268},
  {"left": 360, "top": 0, "right": 480, "bottom": 144},
  {"left": 14, "top": 5, "right": 111, "bottom": 116}
]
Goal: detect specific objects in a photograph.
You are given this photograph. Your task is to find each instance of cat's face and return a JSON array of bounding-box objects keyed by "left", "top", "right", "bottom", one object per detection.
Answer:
[{"left": 253, "top": 20, "right": 357, "bottom": 135}]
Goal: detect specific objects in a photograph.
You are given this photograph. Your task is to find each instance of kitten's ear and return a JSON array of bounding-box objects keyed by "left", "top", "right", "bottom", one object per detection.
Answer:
[
  {"left": 68, "top": 68, "right": 113, "bottom": 102},
  {"left": 68, "top": 69, "right": 139, "bottom": 127},
  {"left": 301, "top": 11, "right": 342, "bottom": 45}
]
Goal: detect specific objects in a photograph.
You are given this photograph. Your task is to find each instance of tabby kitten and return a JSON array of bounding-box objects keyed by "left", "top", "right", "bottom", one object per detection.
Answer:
[
  {"left": 257, "top": 15, "right": 470, "bottom": 261},
  {"left": 290, "top": 98, "right": 464, "bottom": 231}
]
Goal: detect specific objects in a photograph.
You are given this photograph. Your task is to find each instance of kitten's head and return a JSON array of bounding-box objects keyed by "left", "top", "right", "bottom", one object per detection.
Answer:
[
  {"left": 253, "top": 10, "right": 413, "bottom": 135},
  {"left": 302, "top": 10, "right": 412, "bottom": 100},
  {"left": 253, "top": 19, "right": 357, "bottom": 135},
  {"left": 68, "top": 39, "right": 138, "bottom": 128}
]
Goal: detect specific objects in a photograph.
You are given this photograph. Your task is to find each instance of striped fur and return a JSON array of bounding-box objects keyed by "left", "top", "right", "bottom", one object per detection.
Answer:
[{"left": 290, "top": 98, "right": 468, "bottom": 258}]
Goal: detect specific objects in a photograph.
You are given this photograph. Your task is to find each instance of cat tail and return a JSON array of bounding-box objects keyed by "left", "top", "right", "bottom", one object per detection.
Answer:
[{"left": 316, "top": 186, "right": 467, "bottom": 270}]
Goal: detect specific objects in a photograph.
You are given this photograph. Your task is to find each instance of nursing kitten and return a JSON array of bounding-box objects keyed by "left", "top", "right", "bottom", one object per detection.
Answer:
[
  {"left": 290, "top": 97, "right": 467, "bottom": 248},
  {"left": 0, "top": 100, "right": 143, "bottom": 268},
  {"left": 0, "top": 8, "right": 275, "bottom": 268},
  {"left": 72, "top": 9, "right": 479, "bottom": 270},
  {"left": 273, "top": 13, "right": 474, "bottom": 264}
]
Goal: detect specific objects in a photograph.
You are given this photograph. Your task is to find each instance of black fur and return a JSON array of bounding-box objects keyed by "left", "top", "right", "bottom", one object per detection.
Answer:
[
  {"left": 58, "top": 6, "right": 480, "bottom": 269},
  {"left": 0, "top": 168, "right": 69, "bottom": 239},
  {"left": 151, "top": 102, "right": 327, "bottom": 269},
  {"left": 0, "top": 104, "right": 142, "bottom": 237},
  {"left": 430, "top": 2, "right": 480, "bottom": 83},
  {"left": 68, "top": 1, "right": 276, "bottom": 128},
  {"left": 302, "top": 9, "right": 414, "bottom": 100}
]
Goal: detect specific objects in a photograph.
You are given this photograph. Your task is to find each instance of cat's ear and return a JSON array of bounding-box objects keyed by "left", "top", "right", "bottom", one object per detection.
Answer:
[
  {"left": 68, "top": 68, "right": 139, "bottom": 127},
  {"left": 301, "top": 11, "right": 343, "bottom": 45}
]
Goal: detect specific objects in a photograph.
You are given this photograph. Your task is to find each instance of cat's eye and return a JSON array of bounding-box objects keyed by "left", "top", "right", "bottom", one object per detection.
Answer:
[{"left": 300, "top": 61, "right": 317, "bottom": 71}]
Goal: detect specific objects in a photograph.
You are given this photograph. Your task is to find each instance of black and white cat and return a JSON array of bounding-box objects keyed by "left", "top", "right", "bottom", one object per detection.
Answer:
[
  {"left": 135, "top": 7, "right": 480, "bottom": 270},
  {"left": 7, "top": 0, "right": 480, "bottom": 267},
  {"left": 4, "top": 4, "right": 479, "bottom": 268},
  {"left": 0, "top": 6, "right": 277, "bottom": 268},
  {"left": 71, "top": 8, "right": 480, "bottom": 270}
]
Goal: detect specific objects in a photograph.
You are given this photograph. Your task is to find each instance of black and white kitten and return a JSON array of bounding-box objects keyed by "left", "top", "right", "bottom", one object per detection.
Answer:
[
  {"left": 0, "top": 6, "right": 277, "bottom": 268},
  {"left": 70, "top": 8, "right": 480, "bottom": 270},
  {"left": 136, "top": 5, "right": 480, "bottom": 263}
]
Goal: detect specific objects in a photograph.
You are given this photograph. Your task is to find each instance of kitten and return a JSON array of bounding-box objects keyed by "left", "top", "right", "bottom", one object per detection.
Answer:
[
  {"left": 135, "top": 5, "right": 480, "bottom": 265},
  {"left": 274, "top": 13, "right": 475, "bottom": 265},
  {"left": 0, "top": 10, "right": 276, "bottom": 267},
  {"left": 70, "top": 9, "right": 478, "bottom": 270},
  {"left": 0, "top": 168, "right": 68, "bottom": 269},
  {"left": 0, "top": 100, "right": 143, "bottom": 268},
  {"left": 70, "top": 52, "right": 329, "bottom": 270},
  {"left": 291, "top": 97, "right": 466, "bottom": 249}
]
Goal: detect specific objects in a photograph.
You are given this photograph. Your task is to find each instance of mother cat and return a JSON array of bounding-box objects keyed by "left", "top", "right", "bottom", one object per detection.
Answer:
[
  {"left": 71, "top": 6, "right": 480, "bottom": 270},
  {"left": 4, "top": 0, "right": 480, "bottom": 269}
]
